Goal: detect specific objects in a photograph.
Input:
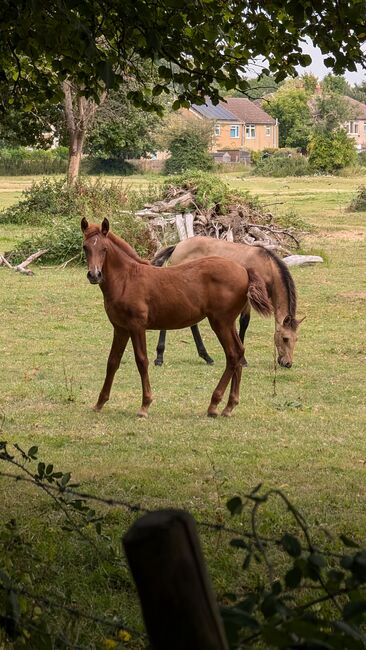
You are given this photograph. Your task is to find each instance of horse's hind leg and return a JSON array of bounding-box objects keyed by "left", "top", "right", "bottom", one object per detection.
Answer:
[
  {"left": 191, "top": 324, "right": 214, "bottom": 365},
  {"left": 239, "top": 305, "right": 251, "bottom": 367},
  {"left": 207, "top": 321, "right": 243, "bottom": 418},
  {"left": 222, "top": 331, "right": 244, "bottom": 417},
  {"left": 154, "top": 330, "right": 167, "bottom": 366},
  {"left": 131, "top": 329, "right": 153, "bottom": 418},
  {"left": 94, "top": 327, "right": 129, "bottom": 411}
]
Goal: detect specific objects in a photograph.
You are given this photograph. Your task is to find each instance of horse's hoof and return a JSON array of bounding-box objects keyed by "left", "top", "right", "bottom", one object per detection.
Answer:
[
  {"left": 221, "top": 409, "right": 233, "bottom": 418},
  {"left": 137, "top": 410, "right": 148, "bottom": 418},
  {"left": 207, "top": 410, "right": 218, "bottom": 418},
  {"left": 154, "top": 359, "right": 163, "bottom": 366},
  {"left": 93, "top": 404, "right": 103, "bottom": 412},
  {"left": 205, "top": 357, "right": 214, "bottom": 366}
]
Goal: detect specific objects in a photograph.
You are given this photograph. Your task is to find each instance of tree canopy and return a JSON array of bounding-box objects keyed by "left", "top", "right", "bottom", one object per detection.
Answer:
[{"left": 1, "top": 0, "right": 366, "bottom": 112}]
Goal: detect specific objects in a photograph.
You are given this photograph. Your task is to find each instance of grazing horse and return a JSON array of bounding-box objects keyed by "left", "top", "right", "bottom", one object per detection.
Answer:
[
  {"left": 152, "top": 237, "right": 304, "bottom": 368},
  {"left": 81, "top": 218, "right": 272, "bottom": 418}
]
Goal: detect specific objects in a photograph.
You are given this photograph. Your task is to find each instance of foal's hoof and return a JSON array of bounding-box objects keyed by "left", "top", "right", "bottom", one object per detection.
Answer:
[
  {"left": 93, "top": 404, "right": 103, "bottom": 412},
  {"left": 137, "top": 410, "right": 148, "bottom": 418},
  {"left": 154, "top": 358, "right": 163, "bottom": 366},
  {"left": 207, "top": 409, "right": 218, "bottom": 418},
  {"left": 221, "top": 409, "right": 233, "bottom": 418},
  {"left": 205, "top": 356, "right": 214, "bottom": 366}
]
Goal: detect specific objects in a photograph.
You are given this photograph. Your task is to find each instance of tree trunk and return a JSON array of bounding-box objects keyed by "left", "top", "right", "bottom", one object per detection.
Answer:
[
  {"left": 62, "top": 80, "right": 106, "bottom": 186},
  {"left": 67, "top": 131, "right": 85, "bottom": 186}
]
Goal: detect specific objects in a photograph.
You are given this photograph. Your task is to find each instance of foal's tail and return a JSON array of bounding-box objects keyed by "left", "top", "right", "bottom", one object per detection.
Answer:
[
  {"left": 152, "top": 245, "right": 176, "bottom": 267},
  {"left": 246, "top": 268, "right": 272, "bottom": 317}
]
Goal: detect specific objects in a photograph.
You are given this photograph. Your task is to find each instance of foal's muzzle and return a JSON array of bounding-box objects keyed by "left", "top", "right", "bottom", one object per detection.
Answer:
[
  {"left": 87, "top": 270, "right": 103, "bottom": 284},
  {"left": 278, "top": 356, "right": 292, "bottom": 368}
]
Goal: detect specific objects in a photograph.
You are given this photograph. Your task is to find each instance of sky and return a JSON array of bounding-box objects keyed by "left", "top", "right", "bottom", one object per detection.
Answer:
[
  {"left": 248, "top": 38, "right": 365, "bottom": 86},
  {"left": 296, "top": 38, "right": 366, "bottom": 85}
]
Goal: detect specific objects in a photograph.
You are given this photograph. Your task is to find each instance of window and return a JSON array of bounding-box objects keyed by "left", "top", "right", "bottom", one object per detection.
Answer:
[
  {"left": 265, "top": 126, "right": 271, "bottom": 136},
  {"left": 230, "top": 125, "right": 240, "bottom": 138},
  {"left": 214, "top": 124, "right": 221, "bottom": 136},
  {"left": 245, "top": 124, "right": 256, "bottom": 139},
  {"left": 347, "top": 121, "right": 359, "bottom": 134}
]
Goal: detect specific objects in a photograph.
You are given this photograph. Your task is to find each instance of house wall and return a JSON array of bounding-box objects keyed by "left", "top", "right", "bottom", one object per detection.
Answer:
[
  {"left": 347, "top": 119, "right": 366, "bottom": 150},
  {"left": 212, "top": 122, "right": 278, "bottom": 152}
]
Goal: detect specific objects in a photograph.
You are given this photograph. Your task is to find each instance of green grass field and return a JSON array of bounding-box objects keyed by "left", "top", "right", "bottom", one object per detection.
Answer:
[{"left": 1, "top": 173, "right": 366, "bottom": 647}]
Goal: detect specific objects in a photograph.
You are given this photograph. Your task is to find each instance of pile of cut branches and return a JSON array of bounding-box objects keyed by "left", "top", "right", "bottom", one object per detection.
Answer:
[{"left": 135, "top": 172, "right": 302, "bottom": 255}]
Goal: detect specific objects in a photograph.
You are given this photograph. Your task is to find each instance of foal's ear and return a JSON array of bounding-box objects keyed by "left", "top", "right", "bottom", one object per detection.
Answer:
[
  {"left": 297, "top": 315, "right": 306, "bottom": 326},
  {"left": 101, "top": 218, "right": 109, "bottom": 236},
  {"left": 81, "top": 217, "right": 88, "bottom": 233}
]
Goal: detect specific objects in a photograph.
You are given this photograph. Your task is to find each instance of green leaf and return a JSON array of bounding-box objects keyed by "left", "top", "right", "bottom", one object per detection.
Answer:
[
  {"left": 61, "top": 472, "right": 71, "bottom": 486},
  {"left": 27, "top": 445, "right": 38, "bottom": 458},
  {"left": 226, "top": 496, "right": 243, "bottom": 516},
  {"left": 285, "top": 565, "right": 302, "bottom": 588},
  {"left": 280, "top": 533, "right": 302, "bottom": 557},
  {"left": 229, "top": 538, "right": 247, "bottom": 549},
  {"left": 340, "top": 534, "right": 360, "bottom": 549}
]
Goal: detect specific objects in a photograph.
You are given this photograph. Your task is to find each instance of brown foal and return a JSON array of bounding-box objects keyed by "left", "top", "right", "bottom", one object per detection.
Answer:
[{"left": 81, "top": 218, "right": 272, "bottom": 418}]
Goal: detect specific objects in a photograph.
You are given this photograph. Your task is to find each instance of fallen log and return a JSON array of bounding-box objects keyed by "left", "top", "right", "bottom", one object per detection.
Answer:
[
  {"left": 0, "top": 249, "right": 48, "bottom": 275},
  {"left": 283, "top": 254, "right": 324, "bottom": 267}
]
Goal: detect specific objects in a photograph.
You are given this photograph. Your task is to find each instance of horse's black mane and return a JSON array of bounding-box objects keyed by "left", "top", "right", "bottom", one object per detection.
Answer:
[{"left": 259, "top": 247, "right": 297, "bottom": 322}]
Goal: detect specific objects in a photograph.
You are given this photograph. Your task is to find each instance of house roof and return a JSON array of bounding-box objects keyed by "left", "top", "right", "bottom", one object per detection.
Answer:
[
  {"left": 191, "top": 97, "right": 276, "bottom": 124},
  {"left": 345, "top": 96, "right": 366, "bottom": 120},
  {"left": 224, "top": 97, "right": 276, "bottom": 124},
  {"left": 190, "top": 99, "right": 238, "bottom": 121}
]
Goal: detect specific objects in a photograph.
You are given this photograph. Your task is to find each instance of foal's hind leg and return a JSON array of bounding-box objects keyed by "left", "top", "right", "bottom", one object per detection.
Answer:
[
  {"left": 222, "top": 331, "right": 244, "bottom": 417},
  {"left": 207, "top": 321, "right": 244, "bottom": 418},
  {"left": 191, "top": 324, "right": 214, "bottom": 365},
  {"left": 94, "top": 327, "right": 129, "bottom": 411},
  {"left": 130, "top": 329, "right": 153, "bottom": 418}
]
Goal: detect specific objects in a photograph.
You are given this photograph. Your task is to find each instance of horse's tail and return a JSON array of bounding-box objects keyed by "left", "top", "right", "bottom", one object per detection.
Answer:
[
  {"left": 246, "top": 268, "right": 272, "bottom": 317},
  {"left": 151, "top": 245, "right": 176, "bottom": 267}
]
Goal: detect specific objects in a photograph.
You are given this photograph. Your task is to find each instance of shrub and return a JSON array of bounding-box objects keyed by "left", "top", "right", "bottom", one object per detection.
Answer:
[
  {"left": 0, "top": 146, "right": 68, "bottom": 175},
  {"left": 9, "top": 212, "right": 155, "bottom": 265},
  {"left": 4, "top": 177, "right": 158, "bottom": 263},
  {"left": 163, "top": 170, "right": 231, "bottom": 212},
  {"left": 252, "top": 154, "right": 310, "bottom": 177},
  {"left": 308, "top": 129, "right": 357, "bottom": 173},
  {"left": 348, "top": 185, "right": 366, "bottom": 211},
  {"left": 164, "top": 123, "right": 214, "bottom": 175},
  {"left": 356, "top": 150, "right": 366, "bottom": 167},
  {"left": 0, "top": 177, "right": 131, "bottom": 226},
  {"left": 81, "top": 157, "right": 136, "bottom": 175}
]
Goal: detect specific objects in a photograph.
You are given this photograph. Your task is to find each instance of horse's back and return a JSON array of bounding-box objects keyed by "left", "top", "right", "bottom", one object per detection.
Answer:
[{"left": 170, "top": 237, "right": 270, "bottom": 276}]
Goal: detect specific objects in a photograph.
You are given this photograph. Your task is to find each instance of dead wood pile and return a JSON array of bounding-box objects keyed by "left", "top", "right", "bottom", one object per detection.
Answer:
[{"left": 136, "top": 183, "right": 301, "bottom": 256}]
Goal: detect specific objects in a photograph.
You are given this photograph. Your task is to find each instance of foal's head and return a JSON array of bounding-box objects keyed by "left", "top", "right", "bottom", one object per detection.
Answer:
[
  {"left": 81, "top": 217, "right": 109, "bottom": 284},
  {"left": 274, "top": 315, "right": 304, "bottom": 368}
]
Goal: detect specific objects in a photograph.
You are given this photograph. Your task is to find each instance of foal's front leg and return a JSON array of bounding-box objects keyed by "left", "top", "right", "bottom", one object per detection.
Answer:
[
  {"left": 130, "top": 329, "right": 153, "bottom": 418},
  {"left": 94, "top": 327, "right": 129, "bottom": 411}
]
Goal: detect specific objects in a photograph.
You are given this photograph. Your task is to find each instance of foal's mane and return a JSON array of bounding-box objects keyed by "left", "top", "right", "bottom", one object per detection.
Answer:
[
  {"left": 107, "top": 230, "right": 150, "bottom": 265},
  {"left": 260, "top": 247, "right": 297, "bottom": 324}
]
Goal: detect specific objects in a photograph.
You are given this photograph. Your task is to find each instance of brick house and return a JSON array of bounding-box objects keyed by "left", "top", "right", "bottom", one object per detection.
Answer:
[
  {"left": 344, "top": 97, "right": 366, "bottom": 150},
  {"left": 185, "top": 97, "right": 278, "bottom": 162}
]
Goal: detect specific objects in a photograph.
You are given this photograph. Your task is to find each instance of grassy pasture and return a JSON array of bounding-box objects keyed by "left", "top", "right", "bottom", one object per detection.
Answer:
[{"left": 1, "top": 173, "right": 366, "bottom": 646}]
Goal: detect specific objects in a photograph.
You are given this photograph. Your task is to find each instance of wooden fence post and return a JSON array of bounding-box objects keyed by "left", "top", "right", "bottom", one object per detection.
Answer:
[{"left": 123, "top": 509, "right": 229, "bottom": 650}]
